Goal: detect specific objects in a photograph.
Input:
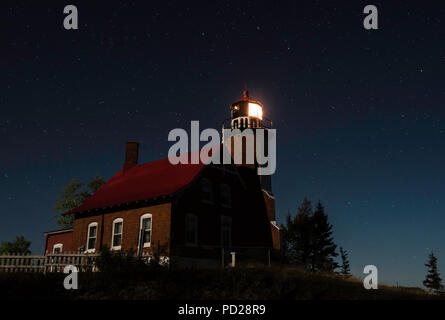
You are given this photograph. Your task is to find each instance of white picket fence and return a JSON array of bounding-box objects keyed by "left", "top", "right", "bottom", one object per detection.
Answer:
[
  {"left": 0, "top": 252, "right": 99, "bottom": 273},
  {"left": 0, "top": 251, "right": 168, "bottom": 273}
]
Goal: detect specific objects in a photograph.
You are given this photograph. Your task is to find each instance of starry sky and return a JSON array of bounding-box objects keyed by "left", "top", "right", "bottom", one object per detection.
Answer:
[{"left": 1, "top": 1, "right": 444, "bottom": 287}]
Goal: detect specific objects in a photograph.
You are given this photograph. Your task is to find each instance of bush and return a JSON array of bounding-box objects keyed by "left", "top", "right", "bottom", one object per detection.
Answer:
[{"left": 95, "top": 248, "right": 148, "bottom": 275}]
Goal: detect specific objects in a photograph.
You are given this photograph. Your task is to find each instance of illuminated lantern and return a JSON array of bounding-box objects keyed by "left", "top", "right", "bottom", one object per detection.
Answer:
[{"left": 230, "top": 90, "right": 266, "bottom": 129}]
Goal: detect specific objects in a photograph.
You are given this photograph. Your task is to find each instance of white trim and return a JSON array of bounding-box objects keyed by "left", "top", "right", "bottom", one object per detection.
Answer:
[
  {"left": 270, "top": 221, "right": 280, "bottom": 230},
  {"left": 86, "top": 222, "right": 98, "bottom": 253},
  {"left": 138, "top": 213, "right": 152, "bottom": 248},
  {"left": 52, "top": 243, "right": 63, "bottom": 253},
  {"left": 111, "top": 218, "right": 123, "bottom": 250},
  {"left": 262, "top": 189, "right": 275, "bottom": 199}
]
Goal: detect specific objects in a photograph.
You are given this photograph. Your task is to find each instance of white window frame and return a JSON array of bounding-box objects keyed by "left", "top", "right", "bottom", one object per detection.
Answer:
[
  {"left": 111, "top": 218, "right": 123, "bottom": 251},
  {"left": 201, "top": 178, "right": 213, "bottom": 204},
  {"left": 185, "top": 213, "right": 198, "bottom": 246},
  {"left": 53, "top": 243, "right": 63, "bottom": 253},
  {"left": 220, "top": 183, "right": 232, "bottom": 208},
  {"left": 86, "top": 222, "right": 98, "bottom": 253},
  {"left": 138, "top": 213, "right": 152, "bottom": 248}
]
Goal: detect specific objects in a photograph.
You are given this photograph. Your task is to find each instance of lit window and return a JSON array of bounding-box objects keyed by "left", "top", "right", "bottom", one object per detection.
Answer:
[
  {"left": 201, "top": 178, "right": 213, "bottom": 204},
  {"left": 221, "top": 216, "right": 232, "bottom": 247},
  {"left": 111, "top": 218, "right": 123, "bottom": 250},
  {"left": 139, "top": 214, "right": 152, "bottom": 248},
  {"left": 86, "top": 222, "right": 98, "bottom": 252},
  {"left": 220, "top": 184, "right": 231, "bottom": 207},
  {"left": 248, "top": 103, "right": 263, "bottom": 119},
  {"left": 186, "top": 213, "right": 198, "bottom": 246}
]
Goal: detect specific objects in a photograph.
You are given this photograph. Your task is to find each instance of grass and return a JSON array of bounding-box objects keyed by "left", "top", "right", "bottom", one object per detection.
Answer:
[{"left": 0, "top": 266, "right": 442, "bottom": 300}]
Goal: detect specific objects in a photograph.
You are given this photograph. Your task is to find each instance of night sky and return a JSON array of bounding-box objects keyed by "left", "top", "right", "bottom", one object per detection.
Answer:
[{"left": 1, "top": 1, "right": 444, "bottom": 287}]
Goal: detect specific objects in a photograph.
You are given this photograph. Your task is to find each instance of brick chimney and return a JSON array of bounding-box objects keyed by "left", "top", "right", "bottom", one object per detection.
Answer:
[{"left": 123, "top": 141, "right": 139, "bottom": 171}]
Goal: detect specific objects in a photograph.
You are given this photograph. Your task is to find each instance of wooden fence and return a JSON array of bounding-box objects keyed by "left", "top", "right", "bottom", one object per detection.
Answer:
[
  {"left": 0, "top": 252, "right": 99, "bottom": 273},
  {"left": 0, "top": 248, "right": 269, "bottom": 273},
  {"left": 0, "top": 251, "right": 168, "bottom": 273}
]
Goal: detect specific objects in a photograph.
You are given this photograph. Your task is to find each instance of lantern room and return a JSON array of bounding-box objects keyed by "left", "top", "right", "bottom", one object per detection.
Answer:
[{"left": 230, "top": 90, "right": 265, "bottom": 129}]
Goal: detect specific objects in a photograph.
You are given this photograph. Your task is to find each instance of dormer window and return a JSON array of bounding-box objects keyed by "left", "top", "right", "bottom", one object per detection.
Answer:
[{"left": 201, "top": 178, "right": 213, "bottom": 204}]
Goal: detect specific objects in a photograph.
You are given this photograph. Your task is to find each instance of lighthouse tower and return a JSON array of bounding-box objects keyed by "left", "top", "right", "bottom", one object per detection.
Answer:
[
  {"left": 223, "top": 90, "right": 273, "bottom": 192},
  {"left": 222, "top": 91, "right": 280, "bottom": 250}
]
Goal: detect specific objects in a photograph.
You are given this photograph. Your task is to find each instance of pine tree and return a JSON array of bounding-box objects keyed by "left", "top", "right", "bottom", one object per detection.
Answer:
[
  {"left": 310, "top": 201, "right": 338, "bottom": 272},
  {"left": 423, "top": 252, "right": 442, "bottom": 291},
  {"left": 294, "top": 198, "right": 313, "bottom": 267},
  {"left": 339, "top": 247, "right": 351, "bottom": 276},
  {"left": 280, "top": 198, "right": 313, "bottom": 266},
  {"left": 280, "top": 209, "right": 295, "bottom": 264}
]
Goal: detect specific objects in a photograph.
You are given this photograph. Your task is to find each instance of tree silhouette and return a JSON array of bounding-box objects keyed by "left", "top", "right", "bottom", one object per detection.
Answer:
[
  {"left": 310, "top": 201, "right": 338, "bottom": 272},
  {"left": 53, "top": 175, "right": 105, "bottom": 228},
  {"left": 0, "top": 235, "right": 31, "bottom": 254},
  {"left": 423, "top": 252, "right": 442, "bottom": 291},
  {"left": 281, "top": 198, "right": 339, "bottom": 272},
  {"left": 280, "top": 198, "right": 312, "bottom": 266},
  {"left": 339, "top": 247, "right": 351, "bottom": 276},
  {"left": 280, "top": 209, "right": 295, "bottom": 264}
]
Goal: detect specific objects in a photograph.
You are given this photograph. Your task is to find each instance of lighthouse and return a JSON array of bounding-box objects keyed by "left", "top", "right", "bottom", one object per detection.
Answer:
[
  {"left": 222, "top": 90, "right": 279, "bottom": 250},
  {"left": 222, "top": 90, "right": 274, "bottom": 192}
]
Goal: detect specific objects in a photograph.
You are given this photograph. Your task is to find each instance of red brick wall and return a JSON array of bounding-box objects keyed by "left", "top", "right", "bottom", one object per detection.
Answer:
[
  {"left": 262, "top": 191, "right": 276, "bottom": 222},
  {"left": 72, "top": 202, "right": 171, "bottom": 253},
  {"left": 45, "top": 231, "right": 73, "bottom": 253},
  {"left": 270, "top": 223, "right": 281, "bottom": 250},
  {"left": 262, "top": 191, "right": 280, "bottom": 250}
]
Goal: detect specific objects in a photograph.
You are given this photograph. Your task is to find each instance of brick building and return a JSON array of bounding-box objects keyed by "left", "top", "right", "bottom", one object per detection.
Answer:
[
  {"left": 44, "top": 228, "right": 73, "bottom": 253},
  {"left": 44, "top": 91, "right": 280, "bottom": 266}
]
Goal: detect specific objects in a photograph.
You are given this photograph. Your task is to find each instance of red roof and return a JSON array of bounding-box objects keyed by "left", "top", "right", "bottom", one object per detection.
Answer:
[{"left": 65, "top": 156, "right": 205, "bottom": 215}]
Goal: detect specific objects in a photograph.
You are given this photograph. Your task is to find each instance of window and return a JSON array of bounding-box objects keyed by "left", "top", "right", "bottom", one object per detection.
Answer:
[
  {"left": 111, "top": 218, "right": 123, "bottom": 250},
  {"left": 185, "top": 213, "right": 198, "bottom": 246},
  {"left": 248, "top": 102, "right": 263, "bottom": 119},
  {"left": 220, "top": 184, "right": 231, "bottom": 207},
  {"left": 139, "top": 214, "right": 152, "bottom": 248},
  {"left": 201, "top": 178, "right": 213, "bottom": 204},
  {"left": 86, "top": 222, "right": 98, "bottom": 253},
  {"left": 53, "top": 243, "right": 63, "bottom": 253},
  {"left": 221, "top": 216, "right": 232, "bottom": 247}
]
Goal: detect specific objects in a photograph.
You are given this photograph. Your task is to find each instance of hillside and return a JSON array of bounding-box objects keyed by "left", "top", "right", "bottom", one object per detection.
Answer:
[{"left": 0, "top": 266, "right": 441, "bottom": 300}]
